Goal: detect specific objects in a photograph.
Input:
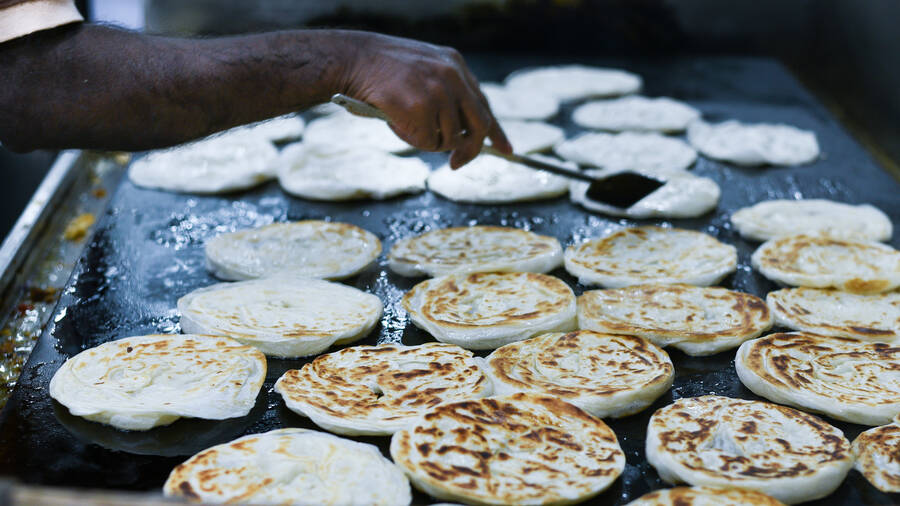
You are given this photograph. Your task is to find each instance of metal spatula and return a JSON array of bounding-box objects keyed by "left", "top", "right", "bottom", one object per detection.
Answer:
[{"left": 330, "top": 94, "right": 665, "bottom": 208}]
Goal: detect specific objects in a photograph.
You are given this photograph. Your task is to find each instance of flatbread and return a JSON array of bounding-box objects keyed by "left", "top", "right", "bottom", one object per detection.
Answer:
[
  {"left": 276, "top": 143, "right": 429, "bottom": 200},
  {"left": 570, "top": 169, "right": 720, "bottom": 218},
  {"left": 735, "top": 332, "right": 900, "bottom": 425},
  {"left": 274, "top": 342, "right": 491, "bottom": 436},
  {"left": 164, "top": 428, "right": 411, "bottom": 505},
  {"left": 564, "top": 227, "right": 737, "bottom": 287},
  {"left": 554, "top": 132, "right": 697, "bottom": 175},
  {"left": 767, "top": 287, "right": 900, "bottom": 341},
  {"left": 427, "top": 155, "right": 570, "bottom": 204},
  {"left": 303, "top": 110, "right": 412, "bottom": 153},
  {"left": 205, "top": 220, "right": 380, "bottom": 281},
  {"left": 687, "top": 120, "right": 819, "bottom": 166},
  {"left": 751, "top": 235, "right": 900, "bottom": 294},
  {"left": 504, "top": 64, "right": 642, "bottom": 101},
  {"left": 731, "top": 199, "right": 892, "bottom": 242},
  {"left": 388, "top": 226, "right": 563, "bottom": 277},
  {"left": 497, "top": 119, "right": 565, "bottom": 153},
  {"left": 625, "top": 486, "right": 786, "bottom": 506},
  {"left": 578, "top": 284, "right": 772, "bottom": 356},
  {"left": 129, "top": 132, "right": 279, "bottom": 194},
  {"left": 646, "top": 396, "right": 853, "bottom": 504},
  {"left": 852, "top": 423, "right": 900, "bottom": 493},
  {"left": 572, "top": 96, "right": 700, "bottom": 133},
  {"left": 481, "top": 82, "right": 560, "bottom": 121},
  {"left": 178, "top": 277, "right": 383, "bottom": 358},
  {"left": 390, "top": 393, "right": 625, "bottom": 505},
  {"left": 486, "top": 330, "right": 673, "bottom": 418},
  {"left": 402, "top": 272, "right": 577, "bottom": 350},
  {"left": 232, "top": 114, "right": 306, "bottom": 142},
  {"left": 49, "top": 334, "right": 265, "bottom": 431}
]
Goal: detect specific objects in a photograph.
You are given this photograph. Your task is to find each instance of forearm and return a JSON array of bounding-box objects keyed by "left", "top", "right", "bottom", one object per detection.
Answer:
[{"left": 0, "top": 24, "right": 353, "bottom": 152}]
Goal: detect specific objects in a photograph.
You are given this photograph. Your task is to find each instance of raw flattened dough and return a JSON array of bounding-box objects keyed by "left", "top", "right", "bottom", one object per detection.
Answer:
[
  {"left": 570, "top": 169, "right": 720, "bottom": 218},
  {"left": 427, "top": 154, "right": 570, "bottom": 204},
  {"left": 687, "top": 120, "right": 819, "bottom": 166},
  {"left": 505, "top": 64, "right": 642, "bottom": 101},
  {"left": 555, "top": 132, "right": 697, "bottom": 175},
  {"left": 573, "top": 96, "right": 700, "bottom": 132},
  {"left": 730, "top": 199, "right": 892, "bottom": 242},
  {"left": 481, "top": 82, "right": 560, "bottom": 120}
]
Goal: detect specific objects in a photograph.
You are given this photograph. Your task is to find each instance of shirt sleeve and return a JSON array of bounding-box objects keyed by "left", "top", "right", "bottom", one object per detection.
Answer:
[{"left": 0, "top": 0, "right": 83, "bottom": 44}]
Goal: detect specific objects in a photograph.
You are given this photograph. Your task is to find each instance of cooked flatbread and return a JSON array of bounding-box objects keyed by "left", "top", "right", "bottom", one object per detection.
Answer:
[
  {"left": 751, "top": 235, "right": 900, "bottom": 294},
  {"left": 389, "top": 226, "right": 563, "bottom": 277},
  {"left": 736, "top": 332, "right": 900, "bottom": 425},
  {"left": 303, "top": 110, "right": 412, "bottom": 153},
  {"left": 49, "top": 334, "right": 265, "bottom": 431},
  {"left": 275, "top": 343, "right": 491, "bottom": 436},
  {"left": 573, "top": 96, "right": 700, "bottom": 133},
  {"left": 626, "top": 486, "right": 786, "bottom": 506},
  {"left": 402, "top": 272, "right": 576, "bottom": 350},
  {"left": 554, "top": 132, "right": 697, "bottom": 175},
  {"left": 731, "top": 199, "right": 892, "bottom": 242},
  {"left": 205, "top": 220, "right": 381, "bottom": 281},
  {"left": 481, "top": 82, "right": 560, "bottom": 121},
  {"left": 129, "top": 132, "right": 279, "bottom": 194},
  {"left": 646, "top": 396, "right": 853, "bottom": 504},
  {"left": 178, "top": 277, "right": 383, "bottom": 358},
  {"left": 767, "top": 287, "right": 900, "bottom": 341},
  {"left": 390, "top": 393, "right": 625, "bottom": 505},
  {"left": 564, "top": 227, "right": 737, "bottom": 287},
  {"left": 276, "top": 143, "right": 429, "bottom": 200},
  {"left": 427, "top": 155, "right": 570, "bottom": 204},
  {"left": 232, "top": 114, "right": 306, "bottom": 142},
  {"left": 570, "top": 169, "right": 720, "bottom": 218},
  {"left": 504, "top": 64, "right": 642, "bottom": 101},
  {"left": 164, "top": 428, "right": 411, "bottom": 505},
  {"left": 852, "top": 423, "right": 900, "bottom": 493},
  {"left": 687, "top": 120, "right": 819, "bottom": 166},
  {"left": 579, "top": 284, "right": 772, "bottom": 356},
  {"left": 497, "top": 119, "right": 565, "bottom": 153},
  {"left": 486, "top": 330, "right": 673, "bottom": 418}
]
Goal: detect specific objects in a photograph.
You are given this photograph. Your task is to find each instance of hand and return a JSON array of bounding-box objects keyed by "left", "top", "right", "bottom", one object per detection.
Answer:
[{"left": 334, "top": 31, "right": 512, "bottom": 168}]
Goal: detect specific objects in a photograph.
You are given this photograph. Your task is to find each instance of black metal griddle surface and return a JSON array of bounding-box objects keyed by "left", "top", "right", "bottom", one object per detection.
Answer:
[{"left": 2, "top": 56, "right": 900, "bottom": 505}]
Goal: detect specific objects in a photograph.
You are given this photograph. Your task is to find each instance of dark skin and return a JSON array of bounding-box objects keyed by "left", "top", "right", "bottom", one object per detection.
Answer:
[{"left": 0, "top": 24, "right": 512, "bottom": 168}]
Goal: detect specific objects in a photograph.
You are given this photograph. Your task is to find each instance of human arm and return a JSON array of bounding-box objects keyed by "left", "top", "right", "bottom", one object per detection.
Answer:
[{"left": 0, "top": 24, "right": 510, "bottom": 167}]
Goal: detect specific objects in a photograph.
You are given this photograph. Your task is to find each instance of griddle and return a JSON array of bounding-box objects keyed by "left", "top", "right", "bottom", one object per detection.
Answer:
[{"left": 1, "top": 56, "right": 899, "bottom": 505}]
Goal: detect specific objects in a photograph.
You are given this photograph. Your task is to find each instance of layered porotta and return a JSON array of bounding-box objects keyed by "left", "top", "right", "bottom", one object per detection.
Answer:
[
  {"left": 164, "top": 428, "right": 411, "bottom": 505},
  {"left": 402, "top": 272, "right": 577, "bottom": 350},
  {"left": 852, "top": 422, "right": 900, "bottom": 493},
  {"left": 49, "top": 334, "right": 265, "bottom": 431},
  {"left": 274, "top": 343, "right": 491, "bottom": 436},
  {"left": 751, "top": 235, "right": 900, "bottom": 294},
  {"left": 504, "top": 64, "right": 642, "bottom": 101},
  {"left": 205, "top": 220, "right": 380, "bottom": 281},
  {"left": 735, "top": 332, "right": 900, "bottom": 425},
  {"left": 569, "top": 170, "right": 720, "bottom": 219},
  {"left": 687, "top": 120, "right": 819, "bottom": 166},
  {"left": 555, "top": 132, "right": 697, "bottom": 175},
  {"left": 731, "top": 199, "right": 892, "bottom": 242},
  {"left": 766, "top": 288, "right": 900, "bottom": 341},
  {"left": 486, "top": 330, "right": 673, "bottom": 418},
  {"left": 388, "top": 226, "right": 563, "bottom": 277},
  {"left": 390, "top": 393, "right": 625, "bottom": 506},
  {"left": 572, "top": 96, "right": 700, "bottom": 133},
  {"left": 646, "top": 396, "right": 853, "bottom": 504},
  {"left": 178, "top": 277, "right": 383, "bottom": 357},
  {"left": 578, "top": 284, "right": 772, "bottom": 356},
  {"left": 625, "top": 486, "right": 786, "bottom": 506},
  {"left": 564, "top": 227, "right": 737, "bottom": 287}
]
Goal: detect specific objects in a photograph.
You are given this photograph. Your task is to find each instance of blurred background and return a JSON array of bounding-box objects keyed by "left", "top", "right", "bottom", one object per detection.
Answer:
[{"left": 2, "top": 0, "right": 898, "bottom": 240}]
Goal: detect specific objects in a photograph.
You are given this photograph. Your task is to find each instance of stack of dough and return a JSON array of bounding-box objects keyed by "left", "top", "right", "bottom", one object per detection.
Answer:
[
  {"left": 178, "top": 277, "right": 382, "bottom": 357},
  {"left": 687, "top": 120, "right": 819, "bottom": 166},
  {"left": 205, "top": 220, "right": 380, "bottom": 281},
  {"left": 390, "top": 393, "right": 625, "bottom": 505},
  {"left": 481, "top": 82, "right": 560, "bottom": 120},
  {"left": 164, "top": 428, "right": 411, "bottom": 505},
  {"left": 766, "top": 287, "right": 900, "bottom": 341},
  {"left": 49, "top": 334, "right": 265, "bottom": 431},
  {"left": 646, "top": 396, "right": 853, "bottom": 504},
  {"left": 626, "top": 486, "right": 786, "bottom": 506},
  {"left": 504, "top": 64, "right": 642, "bottom": 101},
  {"left": 569, "top": 169, "right": 720, "bottom": 218},
  {"left": 735, "top": 332, "right": 900, "bottom": 425},
  {"left": 731, "top": 199, "right": 892, "bottom": 242},
  {"left": 389, "top": 226, "right": 562, "bottom": 277},
  {"left": 578, "top": 284, "right": 772, "bottom": 356},
  {"left": 403, "top": 272, "right": 576, "bottom": 349},
  {"left": 572, "top": 96, "right": 700, "bottom": 133},
  {"left": 486, "top": 330, "right": 674, "bottom": 418},
  {"left": 752, "top": 235, "right": 900, "bottom": 293},
  {"left": 852, "top": 420, "right": 900, "bottom": 493},
  {"left": 274, "top": 343, "right": 491, "bottom": 436},
  {"left": 564, "top": 227, "right": 737, "bottom": 287},
  {"left": 554, "top": 132, "right": 697, "bottom": 175}
]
